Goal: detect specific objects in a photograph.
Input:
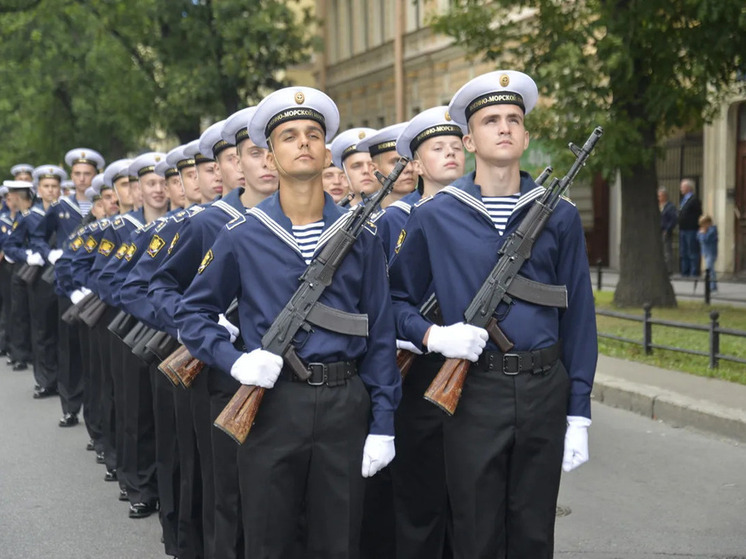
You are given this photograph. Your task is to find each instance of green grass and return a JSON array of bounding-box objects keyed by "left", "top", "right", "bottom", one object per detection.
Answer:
[{"left": 593, "top": 290, "right": 746, "bottom": 385}]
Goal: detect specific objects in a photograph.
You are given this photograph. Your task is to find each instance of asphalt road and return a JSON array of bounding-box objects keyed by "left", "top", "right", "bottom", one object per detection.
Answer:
[{"left": 1, "top": 362, "right": 744, "bottom": 559}]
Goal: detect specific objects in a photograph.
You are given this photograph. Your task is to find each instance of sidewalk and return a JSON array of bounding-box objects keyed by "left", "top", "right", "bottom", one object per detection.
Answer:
[{"left": 593, "top": 354, "right": 746, "bottom": 443}]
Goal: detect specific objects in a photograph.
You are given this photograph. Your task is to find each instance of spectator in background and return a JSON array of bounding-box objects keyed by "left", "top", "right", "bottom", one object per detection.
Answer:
[
  {"left": 677, "top": 178, "right": 702, "bottom": 277},
  {"left": 658, "top": 187, "right": 677, "bottom": 275},
  {"left": 697, "top": 215, "right": 718, "bottom": 291}
]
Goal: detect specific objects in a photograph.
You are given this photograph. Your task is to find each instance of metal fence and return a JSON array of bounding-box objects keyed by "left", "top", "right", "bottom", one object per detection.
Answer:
[{"left": 596, "top": 303, "right": 746, "bottom": 368}]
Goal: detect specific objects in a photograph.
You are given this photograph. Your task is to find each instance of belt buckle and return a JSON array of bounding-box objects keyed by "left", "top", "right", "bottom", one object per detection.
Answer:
[
  {"left": 306, "top": 363, "right": 327, "bottom": 386},
  {"left": 502, "top": 354, "right": 521, "bottom": 375}
]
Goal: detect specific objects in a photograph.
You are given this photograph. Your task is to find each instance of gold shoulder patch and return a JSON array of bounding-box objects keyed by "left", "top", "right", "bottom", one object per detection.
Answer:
[
  {"left": 167, "top": 232, "right": 180, "bottom": 254},
  {"left": 114, "top": 243, "right": 128, "bottom": 260},
  {"left": 197, "top": 249, "right": 213, "bottom": 274},
  {"left": 72, "top": 236, "right": 84, "bottom": 251},
  {"left": 98, "top": 238, "right": 115, "bottom": 256},
  {"left": 84, "top": 236, "right": 98, "bottom": 253},
  {"left": 12, "top": 222, "right": 18, "bottom": 230},
  {"left": 394, "top": 229, "right": 407, "bottom": 254},
  {"left": 125, "top": 243, "right": 137, "bottom": 261},
  {"left": 147, "top": 234, "right": 166, "bottom": 258}
]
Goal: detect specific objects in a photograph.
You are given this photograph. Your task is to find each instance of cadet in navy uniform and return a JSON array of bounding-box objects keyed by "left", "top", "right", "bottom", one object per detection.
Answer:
[
  {"left": 388, "top": 71, "right": 597, "bottom": 559},
  {"left": 175, "top": 86, "right": 401, "bottom": 559},
  {"left": 357, "top": 123, "right": 416, "bottom": 210},
  {"left": 11, "top": 163, "right": 34, "bottom": 182},
  {"left": 36, "top": 147, "right": 105, "bottom": 428},
  {"left": 26, "top": 165, "right": 68, "bottom": 398},
  {"left": 329, "top": 127, "right": 377, "bottom": 207},
  {"left": 382, "top": 107, "right": 468, "bottom": 559},
  {"left": 321, "top": 155, "right": 350, "bottom": 203},
  {"left": 0, "top": 184, "right": 17, "bottom": 358},
  {"left": 2, "top": 180, "right": 38, "bottom": 372}
]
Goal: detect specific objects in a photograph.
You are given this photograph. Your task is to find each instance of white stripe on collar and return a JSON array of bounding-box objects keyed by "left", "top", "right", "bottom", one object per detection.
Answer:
[
  {"left": 249, "top": 208, "right": 302, "bottom": 256},
  {"left": 60, "top": 197, "right": 83, "bottom": 217},
  {"left": 315, "top": 213, "right": 351, "bottom": 255},
  {"left": 388, "top": 200, "right": 412, "bottom": 215},
  {"left": 31, "top": 206, "right": 46, "bottom": 216},
  {"left": 122, "top": 213, "right": 144, "bottom": 229},
  {"left": 441, "top": 184, "right": 546, "bottom": 226},
  {"left": 212, "top": 199, "right": 243, "bottom": 220}
]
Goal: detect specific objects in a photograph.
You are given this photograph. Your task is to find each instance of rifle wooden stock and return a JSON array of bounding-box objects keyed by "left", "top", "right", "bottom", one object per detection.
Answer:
[
  {"left": 396, "top": 349, "right": 418, "bottom": 379},
  {"left": 213, "top": 385, "right": 265, "bottom": 444},
  {"left": 80, "top": 297, "right": 108, "bottom": 328},
  {"left": 158, "top": 345, "right": 188, "bottom": 386},
  {"left": 423, "top": 358, "right": 471, "bottom": 416},
  {"left": 175, "top": 357, "right": 205, "bottom": 388},
  {"left": 164, "top": 346, "right": 199, "bottom": 389}
]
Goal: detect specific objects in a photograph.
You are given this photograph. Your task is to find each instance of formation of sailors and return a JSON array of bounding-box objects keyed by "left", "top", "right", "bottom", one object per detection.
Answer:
[{"left": 2, "top": 68, "right": 596, "bottom": 559}]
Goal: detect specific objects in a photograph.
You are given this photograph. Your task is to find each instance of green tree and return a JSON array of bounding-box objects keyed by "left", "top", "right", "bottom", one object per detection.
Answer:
[
  {"left": 432, "top": 0, "right": 746, "bottom": 306},
  {"left": 0, "top": 0, "right": 316, "bottom": 172}
]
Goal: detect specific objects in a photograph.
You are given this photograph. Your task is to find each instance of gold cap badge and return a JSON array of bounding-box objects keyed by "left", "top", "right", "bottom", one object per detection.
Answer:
[
  {"left": 358, "top": 131, "right": 366, "bottom": 139},
  {"left": 155, "top": 156, "right": 161, "bottom": 162},
  {"left": 444, "top": 111, "right": 451, "bottom": 122},
  {"left": 294, "top": 91, "right": 305, "bottom": 104},
  {"left": 499, "top": 74, "right": 510, "bottom": 87}
]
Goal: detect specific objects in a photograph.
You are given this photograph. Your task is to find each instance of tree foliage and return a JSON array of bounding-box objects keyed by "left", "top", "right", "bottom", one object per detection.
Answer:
[
  {"left": 0, "top": 0, "right": 316, "bottom": 170},
  {"left": 432, "top": 0, "right": 746, "bottom": 305}
]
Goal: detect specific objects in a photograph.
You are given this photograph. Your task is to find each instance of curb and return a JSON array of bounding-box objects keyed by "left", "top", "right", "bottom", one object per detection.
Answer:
[{"left": 592, "top": 373, "right": 746, "bottom": 444}]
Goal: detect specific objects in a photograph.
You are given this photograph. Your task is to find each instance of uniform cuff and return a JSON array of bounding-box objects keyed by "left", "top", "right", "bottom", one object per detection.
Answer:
[
  {"left": 568, "top": 391, "right": 591, "bottom": 420},
  {"left": 368, "top": 410, "right": 395, "bottom": 436}
]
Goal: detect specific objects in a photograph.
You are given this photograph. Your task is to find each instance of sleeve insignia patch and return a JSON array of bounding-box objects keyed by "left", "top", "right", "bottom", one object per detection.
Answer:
[
  {"left": 72, "top": 236, "right": 84, "bottom": 251},
  {"left": 12, "top": 222, "right": 18, "bottom": 230},
  {"left": 147, "top": 234, "right": 166, "bottom": 258},
  {"left": 1, "top": 226, "right": 5, "bottom": 234},
  {"left": 114, "top": 243, "right": 128, "bottom": 260},
  {"left": 98, "top": 238, "right": 115, "bottom": 256},
  {"left": 394, "top": 229, "right": 407, "bottom": 254},
  {"left": 167, "top": 232, "right": 180, "bottom": 254},
  {"left": 84, "top": 236, "right": 98, "bottom": 253},
  {"left": 125, "top": 243, "right": 137, "bottom": 261},
  {"left": 197, "top": 249, "right": 213, "bottom": 274}
]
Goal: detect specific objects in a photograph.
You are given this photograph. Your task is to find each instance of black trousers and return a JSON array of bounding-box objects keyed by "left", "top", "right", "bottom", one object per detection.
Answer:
[
  {"left": 9, "top": 267, "right": 33, "bottom": 364},
  {"left": 0, "top": 261, "right": 9, "bottom": 353},
  {"left": 151, "top": 364, "right": 180, "bottom": 556},
  {"left": 208, "top": 367, "right": 243, "bottom": 559},
  {"left": 190, "top": 369, "right": 215, "bottom": 559},
  {"left": 443, "top": 360, "right": 569, "bottom": 559},
  {"left": 80, "top": 322, "right": 103, "bottom": 448},
  {"left": 121, "top": 348, "right": 158, "bottom": 506},
  {"left": 57, "top": 296, "right": 83, "bottom": 415},
  {"left": 27, "top": 279, "right": 59, "bottom": 391},
  {"left": 238, "top": 376, "right": 370, "bottom": 559},
  {"left": 391, "top": 355, "right": 452, "bottom": 559},
  {"left": 98, "top": 308, "right": 120, "bottom": 474},
  {"left": 174, "top": 381, "right": 204, "bottom": 559}
]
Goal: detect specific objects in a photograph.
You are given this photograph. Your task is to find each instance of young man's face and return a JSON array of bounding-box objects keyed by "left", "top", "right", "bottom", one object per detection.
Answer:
[
  {"left": 6, "top": 191, "right": 21, "bottom": 209},
  {"left": 37, "top": 177, "right": 61, "bottom": 204},
  {"left": 140, "top": 172, "right": 168, "bottom": 211},
  {"left": 267, "top": 120, "right": 329, "bottom": 182},
  {"left": 130, "top": 178, "right": 143, "bottom": 208},
  {"left": 463, "top": 104, "right": 529, "bottom": 166},
  {"left": 179, "top": 166, "right": 201, "bottom": 204},
  {"left": 216, "top": 147, "right": 244, "bottom": 191},
  {"left": 91, "top": 199, "right": 106, "bottom": 220},
  {"left": 101, "top": 188, "right": 119, "bottom": 216},
  {"left": 372, "top": 151, "right": 416, "bottom": 196},
  {"left": 13, "top": 172, "right": 32, "bottom": 182},
  {"left": 114, "top": 176, "right": 132, "bottom": 209},
  {"left": 322, "top": 166, "right": 349, "bottom": 203},
  {"left": 413, "top": 135, "right": 465, "bottom": 188},
  {"left": 343, "top": 152, "right": 376, "bottom": 196},
  {"left": 71, "top": 163, "right": 96, "bottom": 191},
  {"left": 166, "top": 175, "right": 186, "bottom": 208},
  {"left": 196, "top": 161, "right": 223, "bottom": 200},
  {"left": 237, "top": 140, "right": 278, "bottom": 197}
]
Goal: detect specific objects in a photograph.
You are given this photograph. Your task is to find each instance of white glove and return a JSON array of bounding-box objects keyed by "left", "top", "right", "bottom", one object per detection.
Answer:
[
  {"left": 230, "top": 348, "right": 283, "bottom": 389},
  {"left": 396, "top": 339, "right": 423, "bottom": 355},
  {"left": 26, "top": 252, "right": 45, "bottom": 267},
  {"left": 562, "top": 416, "right": 592, "bottom": 472},
  {"left": 218, "top": 313, "right": 239, "bottom": 343},
  {"left": 361, "top": 434, "right": 396, "bottom": 478},
  {"left": 426, "top": 322, "right": 488, "bottom": 361},
  {"left": 70, "top": 289, "right": 86, "bottom": 305},
  {"left": 48, "top": 249, "right": 63, "bottom": 265},
  {"left": 25, "top": 249, "right": 32, "bottom": 256},
  {"left": 80, "top": 287, "right": 92, "bottom": 296},
  {"left": 4, "top": 254, "right": 14, "bottom": 264}
]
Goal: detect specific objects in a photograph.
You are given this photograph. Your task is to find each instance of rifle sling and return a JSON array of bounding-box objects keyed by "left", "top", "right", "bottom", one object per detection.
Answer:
[
  {"left": 305, "top": 302, "right": 368, "bottom": 337},
  {"left": 505, "top": 274, "right": 567, "bottom": 309}
]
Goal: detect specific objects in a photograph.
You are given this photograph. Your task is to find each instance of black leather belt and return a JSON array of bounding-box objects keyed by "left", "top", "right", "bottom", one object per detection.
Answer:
[
  {"left": 475, "top": 343, "right": 560, "bottom": 375},
  {"left": 282, "top": 360, "right": 357, "bottom": 387}
]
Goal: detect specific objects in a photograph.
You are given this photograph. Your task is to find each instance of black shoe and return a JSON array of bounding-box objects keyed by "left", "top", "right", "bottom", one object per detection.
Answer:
[
  {"left": 104, "top": 469, "right": 117, "bottom": 482},
  {"left": 12, "top": 361, "right": 28, "bottom": 371},
  {"left": 33, "top": 386, "right": 57, "bottom": 399},
  {"left": 128, "top": 501, "right": 159, "bottom": 519},
  {"left": 0, "top": 349, "right": 8, "bottom": 357},
  {"left": 86, "top": 439, "right": 95, "bottom": 451},
  {"left": 6, "top": 357, "right": 15, "bottom": 366},
  {"left": 58, "top": 413, "right": 79, "bottom": 427},
  {"left": 95, "top": 451, "right": 105, "bottom": 464},
  {"left": 118, "top": 488, "right": 128, "bottom": 502}
]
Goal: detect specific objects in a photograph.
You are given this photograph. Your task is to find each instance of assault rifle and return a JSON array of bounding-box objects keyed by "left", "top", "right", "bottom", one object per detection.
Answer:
[
  {"left": 424, "top": 127, "right": 603, "bottom": 415},
  {"left": 215, "top": 157, "right": 411, "bottom": 444},
  {"left": 395, "top": 165, "right": 553, "bottom": 379}
]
